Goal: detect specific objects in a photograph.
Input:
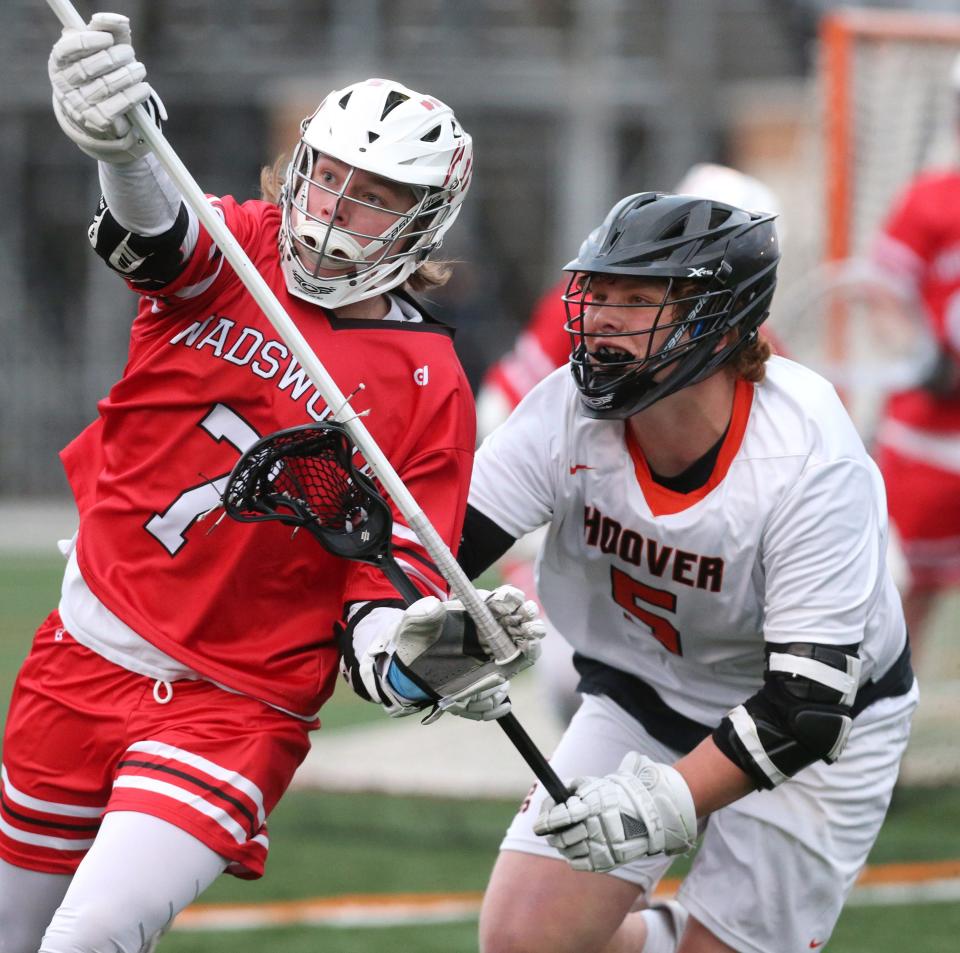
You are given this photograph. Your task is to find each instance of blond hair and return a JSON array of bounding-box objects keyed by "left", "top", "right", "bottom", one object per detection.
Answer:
[{"left": 259, "top": 153, "right": 452, "bottom": 294}]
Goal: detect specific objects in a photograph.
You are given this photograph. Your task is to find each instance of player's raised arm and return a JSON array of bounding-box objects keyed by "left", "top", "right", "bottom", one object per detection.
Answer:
[{"left": 48, "top": 11, "right": 193, "bottom": 291}]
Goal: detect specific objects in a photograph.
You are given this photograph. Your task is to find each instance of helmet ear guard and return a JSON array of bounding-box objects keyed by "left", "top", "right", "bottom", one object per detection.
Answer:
[{"left": 563, "top": 192, "right": 780, "bottom": 418}]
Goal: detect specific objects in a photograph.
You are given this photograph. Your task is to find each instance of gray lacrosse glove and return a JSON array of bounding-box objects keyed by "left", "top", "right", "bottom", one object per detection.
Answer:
[
  {"left": 49, "top": 12, "right": 166, "bottom": 163},
  {"left": 533, "top": 752, "right": 697, "bottom": 873},
  {"left": 388, "top": 586, "right": 545, "bottom": 721}
]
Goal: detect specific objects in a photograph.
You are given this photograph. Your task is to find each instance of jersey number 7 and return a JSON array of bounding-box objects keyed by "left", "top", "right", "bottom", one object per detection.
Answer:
[{"left": 145, "top": 404, "right": 261, "bottom": 556}]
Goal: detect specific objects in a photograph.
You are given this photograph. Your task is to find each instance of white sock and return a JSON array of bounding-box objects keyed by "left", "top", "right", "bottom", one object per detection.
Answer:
[{"left": 640, "top": 899, "right": 688, "bottom": 953}]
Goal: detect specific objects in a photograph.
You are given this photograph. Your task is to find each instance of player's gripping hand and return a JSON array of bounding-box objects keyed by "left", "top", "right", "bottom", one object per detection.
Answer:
[
  {"left": 532, "top": 753, "right": 697, "bottom": 873},
  {"left": 385, "top": 651, "right": 511, "bottom": 723},
  {"left": 48, "top": 12, "right": 166, "bottom": 163},
  {"left": 386, "top": 586, "right": 545, "bottom": 721}
]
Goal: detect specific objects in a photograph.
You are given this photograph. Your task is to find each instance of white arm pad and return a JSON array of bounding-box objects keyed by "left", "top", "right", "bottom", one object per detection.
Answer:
[{"left": 98, "top": 153, "right": 186, "bottom": 236}]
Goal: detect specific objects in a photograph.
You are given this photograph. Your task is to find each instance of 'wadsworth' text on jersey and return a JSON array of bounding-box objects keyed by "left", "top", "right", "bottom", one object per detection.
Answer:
[{"left": 170, "top": 314, "right": 336, "bottom": 421}]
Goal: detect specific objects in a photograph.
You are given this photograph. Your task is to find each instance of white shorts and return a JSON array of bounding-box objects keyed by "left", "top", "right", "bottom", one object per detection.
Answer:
[{"left": 501, "top": 683, "right": 918, "bottom": 953}]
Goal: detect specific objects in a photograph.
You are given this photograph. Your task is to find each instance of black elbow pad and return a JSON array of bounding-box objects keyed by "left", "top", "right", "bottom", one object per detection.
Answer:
[
  {"left": 713, "top": 642, "right": 862, "bottom": 789},
  {"left": 88, "top": 197, "right": 190, "bottom": 290}
]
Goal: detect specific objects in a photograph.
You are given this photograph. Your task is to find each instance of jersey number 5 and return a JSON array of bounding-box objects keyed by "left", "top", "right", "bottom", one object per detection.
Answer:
[{"left": 610, "top": 566, "right": 682, "bottom": 655}]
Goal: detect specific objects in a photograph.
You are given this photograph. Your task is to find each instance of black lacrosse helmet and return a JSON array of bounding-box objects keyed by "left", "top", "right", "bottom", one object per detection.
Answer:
[{"left": 563, "top": 191, "right": 779, "bottom": 418}]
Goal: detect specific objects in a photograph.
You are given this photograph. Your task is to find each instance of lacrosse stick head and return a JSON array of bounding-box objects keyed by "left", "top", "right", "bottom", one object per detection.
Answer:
[{"left": 223, "top": 422, "right": 394, "bottom": 564}]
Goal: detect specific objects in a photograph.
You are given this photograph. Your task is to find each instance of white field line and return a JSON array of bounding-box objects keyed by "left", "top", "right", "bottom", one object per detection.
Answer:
[{"left": 172, "top": 864, "right": 960, "bottom": 932}]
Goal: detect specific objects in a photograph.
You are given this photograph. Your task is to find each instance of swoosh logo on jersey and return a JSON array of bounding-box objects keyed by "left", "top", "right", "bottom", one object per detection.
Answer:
[
  {"left": 809, "top": 941, "right": 825, "bottom": 949},
  {"left": 569, "top": 464, "right": 594, "bottom": 475}
]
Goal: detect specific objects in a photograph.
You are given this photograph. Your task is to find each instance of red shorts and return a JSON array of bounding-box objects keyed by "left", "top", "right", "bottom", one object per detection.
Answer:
[
  {"left": 876, "top": 446, "right": 960, "bottom": 587},
  {"left": 0, "top": 612, "right": 315, "bottom": 879}
]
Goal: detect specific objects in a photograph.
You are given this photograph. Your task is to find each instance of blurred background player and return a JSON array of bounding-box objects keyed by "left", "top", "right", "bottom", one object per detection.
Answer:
[
  {"left": 869, "top": 52, "right": 960, "bottom": 663},
  {"left": 476, "top": 164, "right": 784, "bottom": 726},
  {"left": 0, "top": 12, "right": 543, "bottom": 953},
  {"left": 463, "top": 190, "right": 916, "bottom": 953}
]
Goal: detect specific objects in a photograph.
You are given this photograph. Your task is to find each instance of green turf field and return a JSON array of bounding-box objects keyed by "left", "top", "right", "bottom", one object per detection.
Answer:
[{"left": 2, "top": 555, "right": 958, "bottom": 952}]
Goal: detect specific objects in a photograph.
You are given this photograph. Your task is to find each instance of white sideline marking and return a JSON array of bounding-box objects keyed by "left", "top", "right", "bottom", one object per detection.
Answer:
[
  {"left": 171, "top": 871, "right": 960, "bottom": 932},
  {"left": 847, "top": 878, "right": 960, "bottom": 906}
]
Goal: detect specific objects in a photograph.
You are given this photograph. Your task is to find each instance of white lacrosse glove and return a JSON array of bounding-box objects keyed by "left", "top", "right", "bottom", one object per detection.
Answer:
[
  {"left": 386, "top": 586, "right": 545, "bottom": 722},
  {"left": 48, "top": 12, "right": 166, "bottom": 163},
  {"left": 532, "top": 752, "right": 697, "bottom": 873},
  {"left": 385, "top": 651, "right": 511, "bottom": 723}
]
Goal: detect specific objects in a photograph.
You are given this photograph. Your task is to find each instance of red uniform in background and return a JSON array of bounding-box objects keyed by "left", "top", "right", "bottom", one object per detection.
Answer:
[
  {"left": 872, "top": 170, "right": 960, "bottom": 594},
  {"left": 480, "top": 279, "right": 571, "bottom": 413}
]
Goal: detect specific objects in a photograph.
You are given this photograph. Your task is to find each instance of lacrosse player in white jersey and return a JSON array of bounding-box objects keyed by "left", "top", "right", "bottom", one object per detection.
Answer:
[{"left": 459, "top": 192, "right": 918, "bottom": 953}]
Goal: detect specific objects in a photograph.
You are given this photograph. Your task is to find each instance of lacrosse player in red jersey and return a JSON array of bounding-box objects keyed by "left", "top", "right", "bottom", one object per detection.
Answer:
[
  {"left": 870, "top": 53, "right": 960, "bottom": 663},
  {"left": 457, "top": 192, "right": 917, "bottom": 953},
  {"left": 0, "top": 12, "right": 544, "bottom": 953}
]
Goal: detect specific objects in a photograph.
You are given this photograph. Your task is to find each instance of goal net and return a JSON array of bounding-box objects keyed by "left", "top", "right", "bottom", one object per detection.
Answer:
[
  {"left": 821, "top": 9, "right": 960, "bottom": 787},
  {"left": 819, "top": 8, "right": 960, "bottom": 263}
]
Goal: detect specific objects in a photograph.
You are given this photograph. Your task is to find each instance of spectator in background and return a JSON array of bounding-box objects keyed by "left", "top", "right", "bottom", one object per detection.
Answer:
[
  {"left": 476, "top": 164, "right": 784, "bottom": 727},
  {"left": 870, "top": 52, "right": 960, "bottom": 663}
]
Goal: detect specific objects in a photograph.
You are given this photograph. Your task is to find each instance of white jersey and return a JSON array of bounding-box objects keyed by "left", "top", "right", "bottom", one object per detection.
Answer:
[{"left": 469, "top": 356, "right": 906, "bottom": 727}]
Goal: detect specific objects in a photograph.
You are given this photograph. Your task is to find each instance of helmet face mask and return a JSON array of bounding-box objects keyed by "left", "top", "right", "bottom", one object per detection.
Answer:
[
  {"left": 287, "top": 149, "right": 428, "bottom": 275},
  {"left": 279, "top": 79, "right": 473, "bottom": 309},
  {"left": 563, "top": 192, "right": 779, "bottom": 418},
  {"left": 564, "top": 273, "right": 735, "bottom": 415}
]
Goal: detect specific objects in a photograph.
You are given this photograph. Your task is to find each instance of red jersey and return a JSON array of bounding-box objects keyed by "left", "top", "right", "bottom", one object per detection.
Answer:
[
  {"left": 874, "top": 169, "right": 960, "bottom": 434},
  {"left": 482, "top": 280, "right": 571, "bottom": 410},
  {"left": 60, "top": 196, "right": 475, "bottom": 717}
]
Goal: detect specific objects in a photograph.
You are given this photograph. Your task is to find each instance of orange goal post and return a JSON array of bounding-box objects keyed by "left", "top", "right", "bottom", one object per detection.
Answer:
[
  {"left": 814, "top": 10, "right": 960, "bottom": 787},
  {"left": 820, "top": 8, "right": 960, "bottom": 264}
]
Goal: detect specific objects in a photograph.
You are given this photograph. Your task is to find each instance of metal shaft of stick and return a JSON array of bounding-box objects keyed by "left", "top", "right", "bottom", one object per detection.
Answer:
[{"left": 44, "top": 0, "right": 517, "bottom": 663}]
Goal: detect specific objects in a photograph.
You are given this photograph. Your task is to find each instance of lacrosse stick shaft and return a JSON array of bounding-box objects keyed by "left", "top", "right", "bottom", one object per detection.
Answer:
[
  {"left": 45, "top": 0, "right": 517, "bottom": 665},
  {"left": 382, "top": 560, "right": 569, "bottom": 804},
  {"left": 496, "top": 714, "right": 568, "bottom": 804}
]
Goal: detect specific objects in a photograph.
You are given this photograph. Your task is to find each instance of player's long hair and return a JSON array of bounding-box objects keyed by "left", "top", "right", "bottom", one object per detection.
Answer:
[
  {"left": 259, "top": 154, "right": 452, "bottom": 294},
  {"left": 730, "top": 332, "right": 773, "bottom": 383}
]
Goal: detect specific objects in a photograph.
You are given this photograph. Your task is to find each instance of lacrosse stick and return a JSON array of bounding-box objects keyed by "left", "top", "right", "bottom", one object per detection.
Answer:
[
  {"left": 770, "top": 256, "right": 941, "bottom": 445},
  {"left": 45, "top": 0, "right": 519, "bottom": 667},
  {"left": 222, "top": 420, "right": 569, "bottom": 803}
]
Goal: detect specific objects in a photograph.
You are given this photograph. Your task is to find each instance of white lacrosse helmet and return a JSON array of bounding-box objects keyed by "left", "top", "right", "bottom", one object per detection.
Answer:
[
  {"left": 279, "top": 78, "right": 473, "bottom": 309},
  {"left": 674, "top": 163, "right": 781, "bottom": 218}
]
